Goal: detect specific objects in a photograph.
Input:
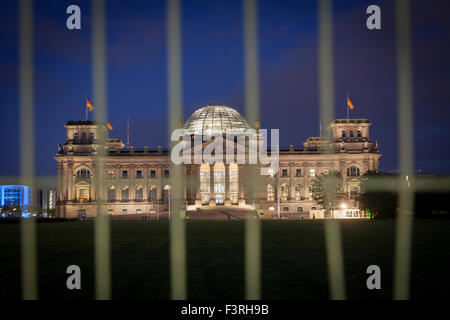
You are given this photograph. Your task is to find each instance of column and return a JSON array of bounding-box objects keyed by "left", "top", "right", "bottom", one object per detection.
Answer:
[
  {"left": 225, "top": 163, "right": 231, "bottom": 205},
  {"left": 289, "top": 163, "right": 295, "bottom": 200},
  {"left": 57, "top": 163, "right": 62, "bottom": 201},
  {"left": 63, "top": 163, "right": 69, "bottom": 201},
  {"left": 304, "top": 163, "right": 309, "bottom": 199},
  {"left": 157, "top": 166, "right": 163, "bottom": 204},
  {"left": 115, "top": 164, "right": 120, "bottom": 202},
  {"left": 143, "top": 165, "right": 149, "bottom": 201},
  {"left": 183, "top": 166, "right": 187, "bottom": 203},
  {"left": 69, "top": 164, "right": 75, "bottom": 201},
  {"left": 195, "top": 164, "right": 201, "bottom": 206},
  {"left": 238, "top": 164, "right": 245, "bottom": 206},
  {"left": 209, "top": 164, "right": 215, "bottom": 206},
  {"left": 90, "top": 177, "right": 96, "bottom": 202}
]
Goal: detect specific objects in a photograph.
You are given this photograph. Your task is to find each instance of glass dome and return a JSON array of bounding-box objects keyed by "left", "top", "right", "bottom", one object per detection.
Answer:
[{"left": 183, "top": 105, "right": 250, "bottom": 136}]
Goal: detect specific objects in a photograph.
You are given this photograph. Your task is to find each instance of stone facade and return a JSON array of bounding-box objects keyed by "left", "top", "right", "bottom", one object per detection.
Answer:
[{"left": 55, "top": 109, "right": 381, "bottom": 219}]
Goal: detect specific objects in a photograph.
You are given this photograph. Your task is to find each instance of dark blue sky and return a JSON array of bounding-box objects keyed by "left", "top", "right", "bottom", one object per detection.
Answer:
[{"left": 1, "top": 0, "right": 449, "bottom": 176}]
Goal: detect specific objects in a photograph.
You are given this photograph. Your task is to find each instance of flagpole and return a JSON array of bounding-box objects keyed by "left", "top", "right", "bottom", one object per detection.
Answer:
[{"left": 85, "top": 94, "right": 88, "bottom": 121}]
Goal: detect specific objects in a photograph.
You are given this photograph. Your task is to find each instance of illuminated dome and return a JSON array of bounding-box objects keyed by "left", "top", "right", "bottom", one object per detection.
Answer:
[{"left": 184, "top": 105, "right": 250, "bottom": 136}]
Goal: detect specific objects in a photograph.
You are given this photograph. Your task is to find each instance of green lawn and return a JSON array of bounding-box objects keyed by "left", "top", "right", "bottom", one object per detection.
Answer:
[{"left": 0, "top": 220, "right": 449, "bottom": 300}]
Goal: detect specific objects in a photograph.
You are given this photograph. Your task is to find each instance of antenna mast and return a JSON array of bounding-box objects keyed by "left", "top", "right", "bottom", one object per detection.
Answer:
[{"left": 126, "top": 115, "right": 130, "bottom": 149}]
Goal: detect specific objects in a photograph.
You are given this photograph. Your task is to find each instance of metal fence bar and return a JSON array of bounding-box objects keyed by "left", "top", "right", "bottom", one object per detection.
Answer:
[
  {"left": 92, "top": 0, "right": 111, "bottom": 300},
  {"left": 394, "top": 0, "right": 414, "bottom": 300},
  {"left": 167, "top": 0, "right": 187, "bottom": 300},
  {"left": 243, "top": 0, "right": 261, "bottom": 300},
  {"left": 318, "top": 0, "right": 346, "bottom": 300},
  {"left": 19, "top": 0, "right": 38, "bottom": 301}
]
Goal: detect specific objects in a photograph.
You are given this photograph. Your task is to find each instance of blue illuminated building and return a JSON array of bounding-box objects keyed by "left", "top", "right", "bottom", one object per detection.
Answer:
[{"left": 0, "top": 185, "right": 31, "bottom": 209}]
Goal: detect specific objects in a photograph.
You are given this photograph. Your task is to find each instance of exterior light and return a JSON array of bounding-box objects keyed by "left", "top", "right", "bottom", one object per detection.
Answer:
[
  {"left": 269, "top": 207, "right": 275, "bottom": 211},
  {"left": 340, "top": 203, "right": 347, "bottom": 209}
]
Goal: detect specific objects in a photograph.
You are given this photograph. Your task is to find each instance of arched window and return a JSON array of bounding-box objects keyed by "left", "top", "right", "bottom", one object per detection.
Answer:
[
  {"left": 267, "top": 184, "right": 274, "bottom": 202},
  {"left": 342, "top": 131, "right": 346, "bottom": 138},
  {"left": 82, "top": 132, "right": 87, "bottom": 143},
  {"left": 107, "top": 186, "right": 115, "bottom": 202},
  {"left": 76, "top": 168, "right": 91, "bottom": 179},
  {"left": 121, "top": 186, "right": 129, "bottom": 202},
  {"left": 281, "top": 184, "right": 289, "bottom": 201},
  {"left": 350, "top": 131, "right": 354, "bottom": 138},
  {"left": 163, "top": 185, "right": 171, "bottom": 204},
  {"left": 357, "top": 131, "right": 362, "bottom": 138},
  {"left": 135, "top": 186, "right": 143, "bottom": 202},
  {"left": 347, "top": 166, "right": 360, "bottom": 177},
  {"left": 149, "top": 186, "right": 157, "bottom": 203}
]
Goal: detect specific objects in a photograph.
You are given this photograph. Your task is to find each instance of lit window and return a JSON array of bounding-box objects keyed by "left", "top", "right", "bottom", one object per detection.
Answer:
[
  {"left": 136, "top": 209, "right": 142, "bottom": 214},
  {"left": 309, "top": 168, "right": 315, "bottom": 177},
  {"left": 122, "top": 209, "right": 128, "bottom": 215},
  {"left": 149, "top": 186, "right": 157, "bottom": 203},
  {"left": 347, "top": 166, "right": 360, "bottom": 176},
  {"left": 281, "top": 185, "right": 289, "bottom": 201},
  {"left": 121, "top": 187, "right": 129, "bottom": 202},
  {"left": 295, "top": 185, "right": 301, "bottom": 201},
  {"left": 108, "top": 169, "right": 114, "bottom": 178},
  {"left": 76, "top": 169, "right": 91, "bottom": 179},
  {"left": 267, "top": 184, "right": 275, "bottom": 202},
  {"left": 135, "top": 187, "right": 143, "bottom": 201},
  {"left": 107, "top": 186, "right": 115, "bottom": 202}
]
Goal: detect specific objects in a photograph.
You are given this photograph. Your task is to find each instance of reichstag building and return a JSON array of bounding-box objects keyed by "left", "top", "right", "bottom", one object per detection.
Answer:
[{"left": 55, "top": 105, "right": 380, "bottom": 219}]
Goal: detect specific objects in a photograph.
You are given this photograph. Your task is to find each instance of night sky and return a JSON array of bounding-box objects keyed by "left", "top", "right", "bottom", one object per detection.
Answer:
[{"left": 1, "top": 0, "right": 449, "bottom": 177}]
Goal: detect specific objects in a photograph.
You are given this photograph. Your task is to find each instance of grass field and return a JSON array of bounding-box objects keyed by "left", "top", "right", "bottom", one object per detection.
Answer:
[{"left": 0, "top": 219, "right": 449, "bottom": 300}]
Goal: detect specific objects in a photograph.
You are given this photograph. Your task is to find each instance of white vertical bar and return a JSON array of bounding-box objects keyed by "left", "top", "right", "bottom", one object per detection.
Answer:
[
  {"left": 92, "top": 0, "right": 111, "bottom": 300},
  {"left": 167, "top": 0, "right": 186, "bottom": 300},
  {"left": 243, "top": 0, "right": 261, "bottom": 300},
  {"left": 394, "top": 0, "right": 414, "bottom": 300},
  {"left": 318, "top": 0, "right": 346, "bottom": 300},
  {"left": 19, "top": 0, "right": 38, "bottom": 301}
]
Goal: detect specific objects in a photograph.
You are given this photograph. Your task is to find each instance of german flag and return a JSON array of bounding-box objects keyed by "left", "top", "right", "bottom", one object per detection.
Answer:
[
  {"left": 86, "top": 97, "right": 94, "bottom": 112},
  {"left": 347, "top": 97, "right": 355, "bottom": 110},
  {"left": 107, "top": 120, "right": 113, "bottom": 130}
]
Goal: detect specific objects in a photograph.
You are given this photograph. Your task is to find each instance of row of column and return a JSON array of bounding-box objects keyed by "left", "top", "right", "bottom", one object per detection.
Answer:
[{"left": 193, "top": 163, "right": 245, "bottom": 205}]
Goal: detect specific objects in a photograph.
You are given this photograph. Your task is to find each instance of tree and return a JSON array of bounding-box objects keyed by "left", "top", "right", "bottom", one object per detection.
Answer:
[
  {"left": 310, "top": 171, "right": 348, "bottom": 214},
  {"left": 358, "top": 171, "right": 397, "bottom": 219}
]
